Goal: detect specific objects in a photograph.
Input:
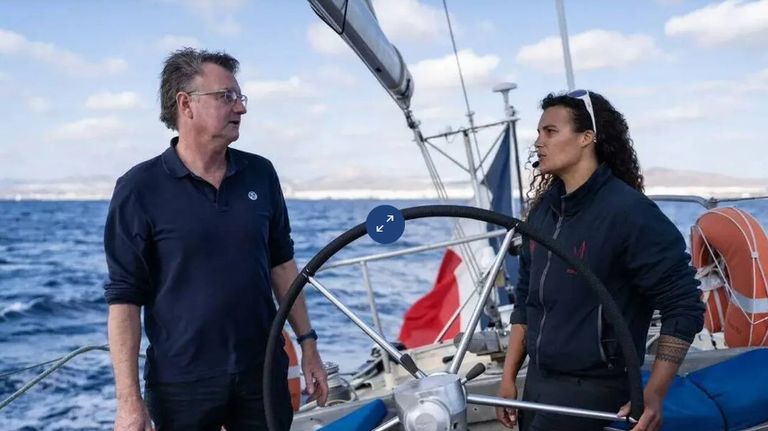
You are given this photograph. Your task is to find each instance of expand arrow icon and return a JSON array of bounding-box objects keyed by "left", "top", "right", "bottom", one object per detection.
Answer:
[
  {"left": 376, "top": 225, "right": 384, "bottom": 233},
  {"left": 386, "top": 215, "right": 395, "bottom": 222}
]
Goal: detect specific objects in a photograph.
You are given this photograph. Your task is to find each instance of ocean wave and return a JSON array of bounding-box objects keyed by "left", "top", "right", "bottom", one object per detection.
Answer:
[
  {"left": 0, "top": 299, "right": 43, "bottom": 319},
  {"left": 0, "top": 296, "right": 98, "bottom": 321}
]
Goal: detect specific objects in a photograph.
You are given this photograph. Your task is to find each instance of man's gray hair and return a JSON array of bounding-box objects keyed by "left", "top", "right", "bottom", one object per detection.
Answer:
[{"left": 159, "top": 48, "right": 240, "bottom": 130}]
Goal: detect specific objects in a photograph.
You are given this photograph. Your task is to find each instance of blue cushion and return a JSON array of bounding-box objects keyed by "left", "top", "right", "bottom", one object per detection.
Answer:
[
  {"left": 611, "top": 370, "right": 725, "bottom": 431},
  {"left": 318, "top": 399, "right": 388, "bottom": 431},
  {"left": 687, "top": 349, "right": 768, "bottom": 431}
]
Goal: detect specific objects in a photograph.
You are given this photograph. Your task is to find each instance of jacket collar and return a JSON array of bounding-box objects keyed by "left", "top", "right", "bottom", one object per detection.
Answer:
[
  {"left": 161, "top": 136, "right": 246, "bottom": 179},
  {"left": 543, "top": 164, "right": 613, "bottom": 217}
]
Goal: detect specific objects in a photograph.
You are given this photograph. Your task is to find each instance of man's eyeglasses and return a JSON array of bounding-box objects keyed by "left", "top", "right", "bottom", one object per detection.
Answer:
[
  {"left": 567, "top": 89, "right": 596, "bottom": 138},
  {"left": 189, "top": 88, "right": 248, "bottom": 107}
]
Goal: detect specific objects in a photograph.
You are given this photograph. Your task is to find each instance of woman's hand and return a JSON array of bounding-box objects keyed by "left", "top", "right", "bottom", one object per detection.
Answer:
[{"left": 496, "top": 379, "right": 519, "bottom": 429}]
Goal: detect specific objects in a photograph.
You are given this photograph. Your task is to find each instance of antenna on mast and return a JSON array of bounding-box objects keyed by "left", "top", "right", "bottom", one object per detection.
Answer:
[
  {"left": 493, "top": 82, "right": 525, "bottom": 215},
  {"left": 492, "top": 82, "right": 517, "bottom": 119}
]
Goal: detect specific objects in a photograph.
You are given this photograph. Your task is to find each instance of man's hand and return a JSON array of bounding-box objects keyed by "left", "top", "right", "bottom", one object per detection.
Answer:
[
  {"left": 618, "top": 389, "right": 663, "bottom": 431},
  {"left": 271, "top": 260, "right": 328, "bottom": 406},
  {"left": 495, "top": 379, "right": 519, "bottom": 429},
  {"left": 114, "top": 396, "right": 154, "bottom": 431},
  {"left": 301, "top": 342, "right": 329, "bottom": 407}
]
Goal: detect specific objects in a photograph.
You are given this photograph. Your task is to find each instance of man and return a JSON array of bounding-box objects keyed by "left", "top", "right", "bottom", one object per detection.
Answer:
[{"left": 104, "top": 48, "right": 328, "bottom": 431}]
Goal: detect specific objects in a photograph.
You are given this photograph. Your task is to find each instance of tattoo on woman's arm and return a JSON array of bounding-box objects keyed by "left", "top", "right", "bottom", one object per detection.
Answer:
[{"left": 655, "top": 335, "right": 691, "bottom": 365}]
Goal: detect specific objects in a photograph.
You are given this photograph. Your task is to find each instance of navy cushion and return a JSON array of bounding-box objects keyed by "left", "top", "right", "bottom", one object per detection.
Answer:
[
  {"left": 611, "top": 370, "right": 724, "bottom": 431},
  {"left": 687, "top": 349, "right": 768, "bottom": 431},
  {"left": 319, "top": 399, "right": 388, "bottom": 431}
]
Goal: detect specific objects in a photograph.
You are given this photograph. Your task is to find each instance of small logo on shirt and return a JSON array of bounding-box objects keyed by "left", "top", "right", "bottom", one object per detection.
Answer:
[
  {"left": 248, "top": 191, "right": 258, "bottom": 200},
  {"left": 566, "top": 240, "right": 588, "bottom": 275}
]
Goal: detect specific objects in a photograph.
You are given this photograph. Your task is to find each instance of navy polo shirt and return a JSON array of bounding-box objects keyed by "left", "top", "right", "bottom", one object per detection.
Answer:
[{"left": 104, "top": 137, "right": 294, "bottom": 383}]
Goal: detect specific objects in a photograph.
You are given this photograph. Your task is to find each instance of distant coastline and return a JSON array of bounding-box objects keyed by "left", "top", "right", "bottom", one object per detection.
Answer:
[{"left": 2, "top": 167, "right": 766, "bottom": 201}]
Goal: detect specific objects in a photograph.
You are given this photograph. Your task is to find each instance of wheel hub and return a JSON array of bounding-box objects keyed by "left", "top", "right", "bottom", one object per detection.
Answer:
[{"left": 394, "top": 373, "right": 467, "bottom": 431}]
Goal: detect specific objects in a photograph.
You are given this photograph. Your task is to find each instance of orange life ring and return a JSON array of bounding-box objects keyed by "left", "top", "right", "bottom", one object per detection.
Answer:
[
  {"left": 282, "top": 330, "right": 302, "bottom": 411},
  {"left": 691, "top": 207, "right": 768, "bottom": 347}
]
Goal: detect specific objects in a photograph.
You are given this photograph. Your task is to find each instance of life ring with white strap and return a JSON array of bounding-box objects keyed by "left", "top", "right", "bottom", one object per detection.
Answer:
[
  {"left": 691, "top": 207, "right": 768, "bottom": 347},
  {"left": 281, "top": 330, "right": 302, "bottom": 411}
]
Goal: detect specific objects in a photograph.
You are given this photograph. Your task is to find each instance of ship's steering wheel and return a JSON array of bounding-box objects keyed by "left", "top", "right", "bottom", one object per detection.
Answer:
[{"left": 264, "top": 205, "right": 643, "bottom": 430}]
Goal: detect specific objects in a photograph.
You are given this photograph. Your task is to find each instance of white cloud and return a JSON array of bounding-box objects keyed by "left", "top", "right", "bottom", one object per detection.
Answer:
[
  {"left": 410, "top": 49, "right": 500, "bottom": 90},
  {"left": 307, "top": 22, "right": 349, "bottom": 55},
  {"left": 47, "top": 116, "right": 128, "bottom": 142},
  {"left": 606, "top": 86, "right": 660, "bottom": 97},
  {"left": 182, "top": 0, "right": 246, "bottom": 36},
  {"left": 0, "top": 72, "right": 12, "bottom": 92},
  {"left": 654, "top": 105, "right": 707, "bottom": 121},
  {"left": 478, "top": 20, "right": 497, "bottom": 35},
  {"left": 155, "top": 35, "right": 201, "bottom": 51},
  {"left": 242, "top": 76, "right": 315, "bottom": 101},
  {"left": 316, "top": 65, "right": 359, "bottom": 87},
  {"left": 85, "top": 91, "right": 143, "bottom": 110},
  {"left": 372, "top": 0, "right": 443, "bottom": 43},
  {"left": 412, "top": 105, "right": 450, "bottom": 121},
  {"left": 686, "top": 67, "right": 768, "bottom": 93},
  {"left": 309, "top": 104, "right": 328, "bottom": 115},
  {"left": 339, "top": 124, "right": 371, "bottom": 137},
  {"left": 516, "top": 30, "right": 666, "bottom": 73},
  {"left": 634, "top": 104, "right": 708, "bottom": 129},
  {"left": 517, "top": 127, "right": 538, "bottom": 144},
  {"left": 27, "top": 97, "right": 52, "bottom": 113},
  {"left": 745, "top": 67, "right": 768, "bottom": 91},
  {"left": 244, "top": 119, "right": 310, "bottom": 148},
  {"left": 104, "top": 58, "right": 127, "bottom": 73},
  {"left": 665, "top": 0, "right": 768, "bottom": 47},
  {"left": 0, "top": 28, "right": 126, "bottom": 76}
]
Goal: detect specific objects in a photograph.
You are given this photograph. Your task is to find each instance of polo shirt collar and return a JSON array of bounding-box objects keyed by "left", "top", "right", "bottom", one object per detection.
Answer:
[{"left": 161, "top": 136, "right": 246, "bottom": 179}]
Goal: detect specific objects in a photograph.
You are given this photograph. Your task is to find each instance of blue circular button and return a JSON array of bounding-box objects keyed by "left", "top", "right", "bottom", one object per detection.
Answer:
[{"left": 365, "top": 205, "right": 405, "bottom": 244}]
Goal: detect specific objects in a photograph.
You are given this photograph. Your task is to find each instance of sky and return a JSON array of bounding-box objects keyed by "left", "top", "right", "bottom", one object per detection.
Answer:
[{"left": 1, "top": 0, "right": 767, "bottom": 184}]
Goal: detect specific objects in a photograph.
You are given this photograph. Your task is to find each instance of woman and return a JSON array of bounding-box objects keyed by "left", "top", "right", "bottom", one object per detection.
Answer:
[{"left": 495, "top": 91, "right": 704, "bottom": 431}]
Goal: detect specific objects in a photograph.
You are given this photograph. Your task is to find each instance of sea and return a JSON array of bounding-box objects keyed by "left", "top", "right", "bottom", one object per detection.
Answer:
[{"left": 1, "top": 198, "right": 767, "bottom": 430}]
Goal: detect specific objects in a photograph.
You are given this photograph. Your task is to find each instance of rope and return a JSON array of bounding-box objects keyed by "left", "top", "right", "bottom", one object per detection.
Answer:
[
  {"left": 412, "top": 128, "right": 483, "bottom": 288},
  {"left": 0, "top": 345, "right": 110, "bottom": 411},
  {"left": 0, "top": 359, "right": 65, "bottom": 379},
  {"left": 0, "top": 345, "right": 147, "bottom": 411},
  {"left": 441, "top": 0, "right": 473, "bottom": 129},
  {"left": 440, "top": 0, "right": 494, "bottom": 208}
]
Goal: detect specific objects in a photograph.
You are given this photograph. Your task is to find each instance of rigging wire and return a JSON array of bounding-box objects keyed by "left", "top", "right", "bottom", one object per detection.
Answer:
[{"left": 440, "top": 0, "right": 493, "bottom": 206}]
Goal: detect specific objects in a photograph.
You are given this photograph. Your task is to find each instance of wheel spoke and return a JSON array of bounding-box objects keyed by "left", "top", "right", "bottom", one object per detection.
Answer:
[
  {"left": 372, "top": 416, "right": 400, "bottom": 431},
  {"left": 308, "top": 276, "right": 427, "bottom": 378},
  {"left": 448, "top": 229, "right": 516, "bottom": 374},
  {"left": 466, "top": 394, "right": 633, "bottom": 423}
]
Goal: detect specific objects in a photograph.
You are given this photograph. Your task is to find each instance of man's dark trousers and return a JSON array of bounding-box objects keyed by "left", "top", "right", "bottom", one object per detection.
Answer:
[{"left": 145, "top": 365, "right": 293, "bottom": 431}]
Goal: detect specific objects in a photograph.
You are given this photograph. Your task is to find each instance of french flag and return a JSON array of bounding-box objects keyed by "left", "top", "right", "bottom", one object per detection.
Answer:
[{"left": 399, "top": 127, "right": 518, "bottom": 348}]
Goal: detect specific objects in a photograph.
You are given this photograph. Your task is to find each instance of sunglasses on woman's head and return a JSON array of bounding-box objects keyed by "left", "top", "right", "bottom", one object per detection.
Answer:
[{"left": 567, "top": 89, "right": 597, "bottom": 138}]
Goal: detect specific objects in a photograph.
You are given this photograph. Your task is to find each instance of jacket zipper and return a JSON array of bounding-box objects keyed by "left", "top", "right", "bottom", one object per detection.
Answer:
[{"left": 535, "top": 199, "right": 565, "bottom": 369}]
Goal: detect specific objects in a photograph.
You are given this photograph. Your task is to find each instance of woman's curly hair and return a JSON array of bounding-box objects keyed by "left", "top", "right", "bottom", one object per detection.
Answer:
[{"left": 525, "top": 91, "right": 643, "bottom": 217}]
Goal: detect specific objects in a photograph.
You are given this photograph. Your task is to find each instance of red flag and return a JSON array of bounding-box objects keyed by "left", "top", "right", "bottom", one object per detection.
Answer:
[{"left": 399, "top": 249, "right": 462, "bottom": 348}]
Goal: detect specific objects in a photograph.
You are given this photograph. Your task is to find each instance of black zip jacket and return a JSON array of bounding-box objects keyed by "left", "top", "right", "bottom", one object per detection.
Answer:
[{"left": 509, "top": 165, "right": 705, "bottom": 375}]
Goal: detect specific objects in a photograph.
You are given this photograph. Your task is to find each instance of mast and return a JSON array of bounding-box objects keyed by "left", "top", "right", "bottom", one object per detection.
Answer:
[{"left": 555, "top": 0, "right": 576, "bottom": 90}]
